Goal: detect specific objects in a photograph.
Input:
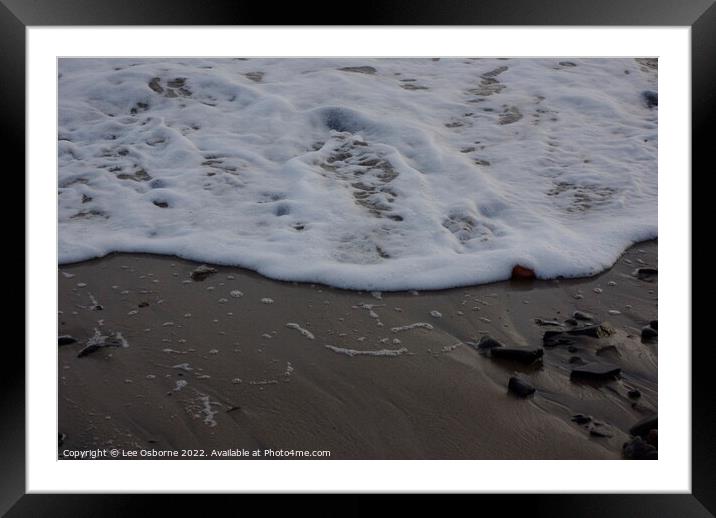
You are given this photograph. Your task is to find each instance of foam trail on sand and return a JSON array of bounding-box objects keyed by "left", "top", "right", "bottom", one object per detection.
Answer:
[{"left": 325, "top": 345, "right": 409, "bottom": 357}]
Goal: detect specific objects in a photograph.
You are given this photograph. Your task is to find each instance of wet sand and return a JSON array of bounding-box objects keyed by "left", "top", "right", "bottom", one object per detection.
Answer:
[{"left": 58, "top": 241, "right": 657, "bottom": 459}]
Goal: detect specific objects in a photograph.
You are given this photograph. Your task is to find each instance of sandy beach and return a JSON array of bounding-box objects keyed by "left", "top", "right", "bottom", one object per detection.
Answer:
[{"left": 58, "top": 240, "right": 657, "bottom": 460}]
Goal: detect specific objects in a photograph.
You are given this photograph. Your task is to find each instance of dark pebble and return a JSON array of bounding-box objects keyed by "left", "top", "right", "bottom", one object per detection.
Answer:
[
  {"left": 544, "top": 323, "right": 612, "bottom": 346},
  {"left": 634, "top": 267, "right": 658, "bottom": 281},
  {"left": 58, "top": 335, "right": 77, "bottom": 346},
  {"left": 338, "top": 66, "right": 377, "bottom": 75},
  {"left": 508, "top": 376, "right": 536, "bottom": 397},
  {"left": 629, "top": 414, "right": 658, "bottom": 438},
  {"left": 649, "top": 320, "right": 658, "bottom": 330},
  {"left": 641, "top": 326, "right": 658, "bottom": 341},
  {"left": 534, "top": 318, "right": 562, "bottom": 327},
  {"left": 641, "top": 90, "right": 658, "bottom": 109},
  {"left": 628, "top": 389, "right": 642, "bottom": 399},
  {"left": 623, "top": 436, "right": 658, "bottom": 459},
  {"left": 476, "top": 335, "right": 503, "bottom": 351},
  {"left": 573, "top": 311, "right": 594, "bottom": 321},
  {"left": 511, "top": 265, "right": 536, "bottom": 280},
  {"left": 190, "top": 265, "right": 218, "bottom": 281},
  {"left": 570, "top": 362, "right": 621, "bottom": 381},
  {"left": 568, "top": 324, "right": 613, "bottom": 338},
  {"left": 138, "top": 301, "right": 150, "bottom": 308},
  {"left": 491, "top": 347, "right": 544, "bottom": 364},
  {"left": 571, "top": 414, "right": 592, "bottom": 425}
]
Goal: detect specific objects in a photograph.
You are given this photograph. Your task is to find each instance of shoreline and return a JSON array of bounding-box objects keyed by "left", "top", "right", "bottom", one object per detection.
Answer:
[
  {"left": 56, "top": 237, "right": 659, "bottom": 294},
  {"left": 58, "top": 240, "right": 657, "bottom": 459}
]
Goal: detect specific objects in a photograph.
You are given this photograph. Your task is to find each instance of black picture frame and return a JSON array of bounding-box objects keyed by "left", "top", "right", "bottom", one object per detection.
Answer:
[{"left": 4, "top": 0, "right": 711, "bottom": 513}]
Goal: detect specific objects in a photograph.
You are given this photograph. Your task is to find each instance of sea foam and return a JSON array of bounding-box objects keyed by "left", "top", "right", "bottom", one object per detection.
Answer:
[{"left": 58, "top": 58, "right": 657, "bottom": 290}]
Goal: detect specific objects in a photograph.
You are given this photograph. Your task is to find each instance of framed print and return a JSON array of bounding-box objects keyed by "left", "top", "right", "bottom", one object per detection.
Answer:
[{"left": 4, "top": 0, "right": 713, "bottom": 513}]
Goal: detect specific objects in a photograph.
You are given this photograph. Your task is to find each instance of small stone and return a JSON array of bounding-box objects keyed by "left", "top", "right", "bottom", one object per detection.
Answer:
[
  {"left": 570, "top": 362, "right": 621, "bottom": 381},
  {"left": 572, "top": 311, "right": 594, "bottom": 321},
  {"left": 338, "top": 66, "right": 377, "bottom": 74},
  {"left": 571, "top": 414, "right": 592, "bottom": 425},
  {"left": 623, "top": 436, "right": 658, "bottom": 459},
  {"left": 634, "top": 267, "right": 657, "bottom": 281},
  {"left": 190, "top": 264, "right": 218, "bottom": 281},
  {"left": 641, "top": 326, "right": 658, "bottom": 341},
  {"left": 568, "top": 324, "right": 613, "bottom": 338},
  {"left": 508, "top": 376, "right": 535, "bottom": 397},
  {"left": 245, "top": 71, "right": 264, "bottom": 82},
  {"left": 628, "top": 389, "right": 642, "bottom": 399},
  {"left": 511, "top": 265, "right": 536, "bottom": 280},
  {"left": 472, "top": 335, "right": 503, "bottom": 351},
  {"left": 629, "top": 414, "right": 657, "bottom": 438},
  {"left": 534, "top": 318, "right": 562, "bottom": 327},
  {"left": 491, "top": 347, "right": 544, "bottom": 364},
  {"left": 641, "top": 90, "right": 658, "bottom": 109},
  {"left": 138, "top": 301, "right": 149, "bottom": 308},
  {"left": 58, "top": 335, "right": 77, "bottom": 346}
]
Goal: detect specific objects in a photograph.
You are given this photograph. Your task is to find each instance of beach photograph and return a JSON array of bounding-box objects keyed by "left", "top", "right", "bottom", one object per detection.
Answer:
[{"left": 57, "top": 57, "right": 658, "bottom": 460}]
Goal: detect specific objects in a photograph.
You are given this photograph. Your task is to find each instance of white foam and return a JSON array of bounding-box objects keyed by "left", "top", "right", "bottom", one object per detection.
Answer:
[
  {"left": 391, "top": 322, "right": 434, "bottom": 333},
  {"left": 285, "top": 322, "right": 315, "bottom": 340},
  {"left": 196, "top": 394, "right": 219, "bottom": 427},
  {"left": 58, "top": 58, "right": 657, "bottom": 290},
  {"left": 325, "top": 344, "right": 409, "bottom": 357},
  {"left": 115, "top": 332, "right": 129, "bottom": 348}
]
